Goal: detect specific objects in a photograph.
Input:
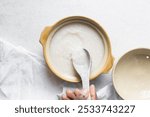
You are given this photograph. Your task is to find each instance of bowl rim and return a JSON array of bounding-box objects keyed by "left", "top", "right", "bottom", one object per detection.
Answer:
[{"left": 112, "top": 48, "right": 150, "bottom": 99}]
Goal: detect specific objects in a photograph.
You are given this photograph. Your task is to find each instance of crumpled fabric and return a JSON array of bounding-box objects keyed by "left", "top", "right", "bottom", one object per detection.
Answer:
[{"left": 0, "top": 39, "right": 121, "bottom": 100}]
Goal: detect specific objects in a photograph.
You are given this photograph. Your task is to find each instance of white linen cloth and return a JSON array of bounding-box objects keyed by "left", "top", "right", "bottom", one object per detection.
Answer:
[{"left": 0, "top": 39, "right": 121, "bottom": 100}]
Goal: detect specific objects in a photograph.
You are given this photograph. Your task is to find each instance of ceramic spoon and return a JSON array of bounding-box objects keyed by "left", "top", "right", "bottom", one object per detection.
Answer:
[{"left": 72, "top": 48, "right": 92, "bottom": 99}]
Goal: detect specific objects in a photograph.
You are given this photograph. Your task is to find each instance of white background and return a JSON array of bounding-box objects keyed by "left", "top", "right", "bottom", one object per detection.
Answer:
[
  {"left": 0, "top": 100, "right": 149, "bottom": 117},
  {"left": 0, "top": 0, "right": 150, "bottom": 59}
]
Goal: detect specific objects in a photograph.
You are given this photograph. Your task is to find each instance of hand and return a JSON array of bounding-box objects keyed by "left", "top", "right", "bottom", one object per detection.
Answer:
[{"left": 61, "top": 84, "right": 97, "bottom": 100}]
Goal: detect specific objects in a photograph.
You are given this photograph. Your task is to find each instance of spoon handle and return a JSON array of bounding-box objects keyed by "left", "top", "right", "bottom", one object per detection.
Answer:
[{"left": 81, "top": 74, "right": 91, "bottom": 100}]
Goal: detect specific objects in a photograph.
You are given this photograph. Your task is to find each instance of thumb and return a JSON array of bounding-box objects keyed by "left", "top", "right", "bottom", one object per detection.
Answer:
[{"left": 90, "top": 84, "right": 97, "bottom": 100}]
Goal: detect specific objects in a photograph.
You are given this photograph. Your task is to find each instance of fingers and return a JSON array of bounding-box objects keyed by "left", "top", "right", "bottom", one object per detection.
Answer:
[
  {"left": 66, "top": 89, "right": 76, "bottom": 100},
  {"left": 90, "top": 84, "right": 97, "bottom": 100},
  {"left": 75, "top": 89, "right": 89, "bottom": 100},
  {"left": 61, "top": 85, "right": 97, "bottom": 100},
  {"left": 74, "top": 89, "right": 82, "bottom": 98}
]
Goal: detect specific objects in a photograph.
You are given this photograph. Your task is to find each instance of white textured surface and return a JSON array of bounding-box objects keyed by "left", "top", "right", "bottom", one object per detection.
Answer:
[
  {"left": 0, "top": 0, "right": 150, "bottom": 99},
  {"left": 1, "top": 0, "right": 150, "bottom": 59}
]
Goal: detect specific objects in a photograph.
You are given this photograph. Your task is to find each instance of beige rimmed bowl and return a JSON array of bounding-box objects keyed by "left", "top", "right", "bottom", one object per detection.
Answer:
[
  {"left": 40, "top": 16, "right": 114, "bottom": 82},
  {"left": 113, "top": 48, "right": 150, "bottom": 100}
]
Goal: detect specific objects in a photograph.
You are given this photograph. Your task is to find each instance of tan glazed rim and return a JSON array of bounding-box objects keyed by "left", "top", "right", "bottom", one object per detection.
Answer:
[
  {"left": 40, "top": 16, "right": 114, "bottom": 82},
  {"left": 113, "top": 48, "right": 150, "bottom": 100}
]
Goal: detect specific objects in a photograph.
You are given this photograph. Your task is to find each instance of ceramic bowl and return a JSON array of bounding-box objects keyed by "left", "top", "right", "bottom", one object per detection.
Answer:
[
  {"left": 113, "top": 48, "right": 150, "bottom": 99},
  {"left": 40, "top": 16, "right": 114, "bottom": 82}
]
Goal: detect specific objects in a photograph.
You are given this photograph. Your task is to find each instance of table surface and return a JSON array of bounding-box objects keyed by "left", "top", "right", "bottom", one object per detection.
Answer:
[
  {"left": 1, "top": 0, "right": 150, "bottom": 60},
  {"left": 1, "top": 0, "right": 150, "bottom": 100}
]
